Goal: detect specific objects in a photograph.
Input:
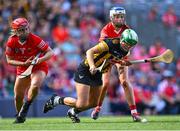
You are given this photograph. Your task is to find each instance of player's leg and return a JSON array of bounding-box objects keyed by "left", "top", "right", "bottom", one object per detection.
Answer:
[
  {"left": 98, "top": 71, "right": 111, "bottom": 106},
  {"left": 43, "top": 93, "right": 77, "bottom": 113},
  {"left": 67, "top": 82, "right": 91, "bottom": 123},
  {"left": 13, "top": 76, "right": 31, "bottom": 123},
  {"left": 91, "top": 70, "right": 111, "bottom": 120},
  {"left": 88, "top": 86, "right": 102, "bottom": 108},
  {"left": 17, "top": 70, "right": 46, "bottom": 123},
  {"left": 43, "top": 82, "right": 90, "bottom": 111},
  {"left": 117, "top": 65, "right": 147, "bottom": 122},
  {"left": 28, "top": 70, "right": 46, "bottom": 101},
  {"left": 67, "top": 83, "right": 102, "bottom": 123},
  {"left": 43, "top": 82, "right": 91, "bottom": 123},
  {"left": 118, "top": 65, "right": 136, "bottom": 108}
]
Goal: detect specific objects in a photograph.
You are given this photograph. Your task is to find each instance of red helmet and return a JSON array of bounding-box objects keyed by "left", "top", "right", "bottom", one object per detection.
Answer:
[{"left": 11, "top": 18, "right": 29, "bottom": 29}]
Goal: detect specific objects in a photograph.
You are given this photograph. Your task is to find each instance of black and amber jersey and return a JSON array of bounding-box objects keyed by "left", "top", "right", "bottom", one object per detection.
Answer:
[{"left": 81, "top": 38, "right": 129, "bottom": 73}]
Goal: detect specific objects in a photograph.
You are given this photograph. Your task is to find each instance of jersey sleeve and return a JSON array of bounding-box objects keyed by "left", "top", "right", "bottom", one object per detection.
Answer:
[
  {"left": 5, "top": 37, "right": 15, "bottom": 56},
  {"left": 33, "top": 34, "right": 49, "bottom": 51},
  {"left": 96, "top": 41, "right": 109, "bottom": 52},
  {"left": 37, "top": 40, "right": 49, "bottom": 51},
  {"left": 99, "top": 26, "right": 108, "bottom": 41}
]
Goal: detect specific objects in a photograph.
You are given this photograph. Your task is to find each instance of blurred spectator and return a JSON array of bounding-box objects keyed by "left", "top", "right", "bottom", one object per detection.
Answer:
[
  {"left": 134, "top": 73, "right": 149, "bottom": 114},
  {"left": 51, "top": 22, "right": 70, "bottom": 44},
  {"left": 158, "top": 70, "right": 179, "bottom": 114},
  {"left": 149, "top": 37, "right": 167, "bottom": 57},
  {"left": 149, "top": 37, "right": 167, "bottom": 72},
  {"left": 162, "top": 5, "right": 177, "bottom": 28},
  {"left": 4, "top": 75, "right": 15, "bottom": 96},
  {"left": 132, "top": 45, "right": 151, "bottom": 73},
  {"left": 176, "top": 58, "right": 180, "bottom": 85},
  {"left": 176, "top": 19, "right": 180, "bottom": 32},
  {"left": 148, "top": 4, "right": 159, "bottom": 22}
]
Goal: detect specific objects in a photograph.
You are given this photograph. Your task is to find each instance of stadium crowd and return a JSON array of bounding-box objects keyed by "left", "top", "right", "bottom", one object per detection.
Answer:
[{"left": 0, "top": 0, "right": 180, "bottom": 115}]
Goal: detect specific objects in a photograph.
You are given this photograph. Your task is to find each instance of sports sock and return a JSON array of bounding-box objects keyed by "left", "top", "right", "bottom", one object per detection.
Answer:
[
  {"left": 130, "top": 105, "right": 137, "bottom": 114},
  {"left": 18, "top": 100, "right": 31, "bottom": 117},
  {"left": 94, "top": 106, "right": 101, "bottom": 112},
  {"left": 58, "top": 97, "right": 65, "bottom": 105},
  {"left": 54, "top": 96, "right": 65, "bottom": 106},
  {"left": 71, "top": 108, "right": 81, "bottom": 114}
]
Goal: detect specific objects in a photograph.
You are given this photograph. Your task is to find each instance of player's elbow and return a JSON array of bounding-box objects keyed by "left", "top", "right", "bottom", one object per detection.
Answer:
[
  {"left": 45, "top": 48, "right": 54, "bottom": 59},
  {"left": 49, "top": 49, "right": 54, "bottom": 57},
  {"left": 6, "top": 55, "right": 14, "bottom": 65},
  {"left": 86, "top": 49, "right": 91, "bottom": 56},
  {"left": 86, "top": 49, "right": 95, "bottom": 58},
  {"left": 48, "top": 47, "right": 54, "bottom": 56}
]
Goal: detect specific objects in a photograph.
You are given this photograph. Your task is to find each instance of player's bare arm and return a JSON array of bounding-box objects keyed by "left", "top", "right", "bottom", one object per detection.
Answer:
[
  {"left": 86, "top": 42, "right": 109, "bottom": 74},
  {"left": 6, "top": 55, "right": 34, "bottom": 66},
  {"left": 36, "top": 47, "right": 54, "bottom": 64}
]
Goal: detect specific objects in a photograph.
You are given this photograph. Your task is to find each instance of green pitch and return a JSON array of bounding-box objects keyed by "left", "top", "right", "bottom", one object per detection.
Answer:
[{"left": 0, "top": 115, "right": 180, "bottom": 130}]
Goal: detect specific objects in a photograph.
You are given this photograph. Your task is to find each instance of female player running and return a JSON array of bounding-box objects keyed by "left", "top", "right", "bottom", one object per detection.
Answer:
[{"left": 5, "top": 17, "right": 53, "bottom": 123}]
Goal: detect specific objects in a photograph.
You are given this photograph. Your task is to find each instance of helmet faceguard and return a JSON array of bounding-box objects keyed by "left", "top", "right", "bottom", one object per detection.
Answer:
[
  {"left": 110, "top": 7, "right": 126, "bottom": 28},
  {"left": 11, "top": 18, "right": 30, "bottom": 38},
  {"left": 120, "top": 29, "right": 138, "bottom": 51}
]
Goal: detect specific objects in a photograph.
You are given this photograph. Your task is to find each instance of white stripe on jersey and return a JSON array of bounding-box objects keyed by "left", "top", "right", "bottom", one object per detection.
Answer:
[{"left": 38, "top": 40, "right": 46, "bottom": 49}]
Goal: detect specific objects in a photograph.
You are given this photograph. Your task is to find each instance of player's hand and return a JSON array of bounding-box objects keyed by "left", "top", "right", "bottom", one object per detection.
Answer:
[
  {"left": 32, "top": 58, "right": 41, "bottom": 65},
  {"left": 89, "top": 65, "right": 97, "bottom": 75},
  {"left": 120, "top": 60, "right": 132, "bottom": 66},
  {"left": 110, "top": 59, "right": 132, "bottom": 66},
  {"left": 24, "top": 56, "right": 34, "bottom": 66}
]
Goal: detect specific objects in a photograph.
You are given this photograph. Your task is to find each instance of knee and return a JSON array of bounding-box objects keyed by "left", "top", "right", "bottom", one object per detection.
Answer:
[
  {"left": 75, "top": 101, "right": 88, "bottom": 110},
  {"left": 31, "top": 82, "right": 41, "bottom": 89},
  {"left": 103, "top": 79, "right": 110, "bottom": 88},
  {"left": 30, "top": 81, "right": 42, "bottom": 93},
  {"left": 29, "top": 83, "right": 39, "bottom": 95},
  {"left": 120, "top": 80, "right": 130, "bottom": 89}
]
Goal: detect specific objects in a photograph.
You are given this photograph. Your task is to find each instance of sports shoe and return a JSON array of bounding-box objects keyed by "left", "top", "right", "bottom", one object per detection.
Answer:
[
  {"left": 13, "top": 116, "right": 26, "bottom": 124},
  {"left": 91, "top": 106, "right": 101, "bottom": 120},
  {"left": 13, "top": 101, "right": 31, "bottom": 124},
  {"left": 43, "top": 94, "right": 58, "bottom": 113},
  {"left": 67, "top": 108, "right": 80, "bottom": 123},
  {"left": 131, "top": 113, "right": 147, "bottom": 123}
]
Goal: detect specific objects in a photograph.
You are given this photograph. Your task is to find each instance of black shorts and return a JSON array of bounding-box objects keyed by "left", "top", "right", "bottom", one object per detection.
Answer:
[{"left": 74, "top": 63, "right": 102, "bottom": 87}]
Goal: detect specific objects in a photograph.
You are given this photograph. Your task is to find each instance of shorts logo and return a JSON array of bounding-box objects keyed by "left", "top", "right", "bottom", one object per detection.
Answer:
[{"left": 79, "top": 75, "right": 84, "bottom": 79}]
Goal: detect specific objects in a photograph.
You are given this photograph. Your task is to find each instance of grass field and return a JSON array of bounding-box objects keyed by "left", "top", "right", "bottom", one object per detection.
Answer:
[{"left": 0, "top": 115, "right": 180, "bottom": 130}]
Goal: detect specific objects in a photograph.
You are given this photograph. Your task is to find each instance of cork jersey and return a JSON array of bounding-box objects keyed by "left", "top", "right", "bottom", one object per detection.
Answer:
[
  {"left": 5, "top": 33, "right": 49, "bottom": 74},
  {"left": 99, "top": 22, "right": 129, "bottom": 41}
]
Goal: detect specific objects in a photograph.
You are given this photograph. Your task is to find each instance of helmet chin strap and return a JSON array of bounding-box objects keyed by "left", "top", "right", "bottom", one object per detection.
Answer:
[
  {"left": 121, "top": 45, "right": 129, "bottom": 52},
  {"left": 112, "top": 20, "right": 125, "bottom": 28},
  {"left": 19, "top": 35, "right": 28, "bottom": 43},
  {"left": 115, "top": 23, "right": 123, "bottom": 28},
  {"left": 120, "top": 42, "right": 131, "bottom": 52}
]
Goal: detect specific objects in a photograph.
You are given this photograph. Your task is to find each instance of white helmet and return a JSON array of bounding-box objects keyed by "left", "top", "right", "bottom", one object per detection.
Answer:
[{"left": 110, "top": 7, "right": 126, "bottom": 21}]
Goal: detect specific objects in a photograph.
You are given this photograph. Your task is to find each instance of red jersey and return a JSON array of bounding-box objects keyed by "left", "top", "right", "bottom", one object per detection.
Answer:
[
  {"left": 5, "top": 33, "right": 49, "bottom": 75},
  {"left": 99, "top": 22, "right": 129, "bottom": 41}
]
